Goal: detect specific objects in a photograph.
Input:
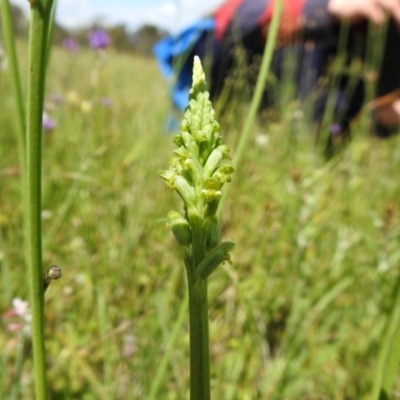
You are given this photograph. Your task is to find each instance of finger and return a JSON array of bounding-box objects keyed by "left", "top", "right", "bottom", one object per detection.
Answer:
[
  {"left": 360, "top": 2, "right": 386, "bottom": 25},
  {"left": 378, "top": 0, "right": 400, "bottom": 25}
]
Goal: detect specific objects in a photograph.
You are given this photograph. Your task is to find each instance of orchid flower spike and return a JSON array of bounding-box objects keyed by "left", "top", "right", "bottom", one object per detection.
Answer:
[{"left": 160, "top": 56, "right": 235, "bottom": 280}]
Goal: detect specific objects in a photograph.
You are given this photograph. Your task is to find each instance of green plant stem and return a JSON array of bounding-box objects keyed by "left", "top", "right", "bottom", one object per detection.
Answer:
[
  {"left": 26, "top": 1, "right": 54, "bottom": 399},
  {"left": 149, "top": 293, "right": 189, "bottom": 399},
  {"left": 0, "top": 226, "right": 11, "bottom": 303},
  {"left": 233, "top": 0, "right": 282, "bottom": 169},
  {"left": 371, "top": 278, "right": 400, "bottom": 400},
  {"left": 318, "top": 22, "right": 349, "bottom": 156},
  {"left": 186, "top": 219, "right": 210, "bottom": 400},
  {"left": 1, "top": 0, "right": 28, "bottom": 300},
  {"left": 0, "top": 0, "right": 26, "bottom": 172},
  {"left": 187, "top": 276, "right": 210, "bottom": 400},
  {"left": 10, "top": 333, "right": 26, "bottom": 400},
  {"left": 217, "top": 0, "right": 282, "bottom": 217},
  {"left": 45, "top": 0, "right": 57, "bottom": 68}
]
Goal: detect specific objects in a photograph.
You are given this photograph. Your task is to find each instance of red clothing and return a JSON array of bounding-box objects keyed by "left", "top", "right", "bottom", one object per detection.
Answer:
[
  {"left": 215, "top": 0, "right": 244, "bottom": 39},
  {"left": 260, "top": 0, "right": 306, "bottom": 39},
  {"left": 216, "top": 0, "right": 307, "bottom": 39},
  {"left": 215, "top": 0, "right": 331, "bottom": 43}
]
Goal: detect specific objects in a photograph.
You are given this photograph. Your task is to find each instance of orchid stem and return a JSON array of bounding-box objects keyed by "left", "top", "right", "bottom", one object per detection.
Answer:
[{"left": 188, "top": 276, "right": 210, "bottom": 399}]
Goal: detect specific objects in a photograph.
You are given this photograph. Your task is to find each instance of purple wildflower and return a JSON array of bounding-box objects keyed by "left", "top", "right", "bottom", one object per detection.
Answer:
[
  {"left": 100, "top": 97, "right": 112, "bottom": 107},
  {"left": 329, "top": 123, "right": 342, "bottom": 136},
  {"left": 42, "top": 112, "right": 56, "bottom": 132},
  {"left": 88, "top": 29, "right": 111, "bottom": 50},
  {"left": 62, "top": 38, "right": 79, "bottom": 53},
  {"left": 50, "top": 92, "right": 64, "bottom": 105}
]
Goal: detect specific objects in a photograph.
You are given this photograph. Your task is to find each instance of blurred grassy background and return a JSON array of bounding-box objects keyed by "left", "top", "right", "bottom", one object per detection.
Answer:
[{"left": 1, "top": 41, "right": 400, "bottom": 399}]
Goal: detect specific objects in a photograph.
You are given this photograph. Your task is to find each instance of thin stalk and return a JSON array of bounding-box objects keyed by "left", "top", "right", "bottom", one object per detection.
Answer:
[
  {"left": 97, "top": 287, "right": 112, "bottom": 398},
  {"left": 232, "top": 0, "right": 282, "bottom": 170},
  {"left": 371, "top": 279, "right": 400, "bottom": 400},
  {"left": 45, "top": 0, "right": 57, "bottom": 68},
  {"left": 148, "top": 293, "right": 189, "bottom": 399},
  {"left": 318, "top": 22, "right": 349, "bottom": 157},
  {"left": 187, "top": 220, "right": 210, "bottom": 399},
  {"left": 217, "top": 0, "right": 282, "bottom": 217},
  {"left": 381, "top": 316, "right": 400, "bottom": 397},
  {"left": 364, "top": 20, "right": 388, "bottom": 108},
  {"left": 187, "top": 277, "right": 210, "bottom": 400},
  {"left": 26, "top": 1, "right": 54, "bottom": 398},
  {"left": 1, "top": 0, "right": 28, "bottom": 304},
  {"left": 10, "top": 333, "right": 26, "bottom": 400},
  {"left": 0, "top": 0, "right": 26, "bottom": 161},
  {"left": 0, "top": 226, "right": 11, "bottom": 303}
]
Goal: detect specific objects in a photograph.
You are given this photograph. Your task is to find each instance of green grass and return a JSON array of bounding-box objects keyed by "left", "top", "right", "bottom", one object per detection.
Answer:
[{"left": 1, "top": 42, "right": 400, "bottom": 399}]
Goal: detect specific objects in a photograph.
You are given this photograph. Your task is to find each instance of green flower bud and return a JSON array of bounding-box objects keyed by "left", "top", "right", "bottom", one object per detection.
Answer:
[
  {"left": 213, "top": 163, "right": 235, "bottom": 185},
  {"left": 174, "top": 146, "right": 191, "bottom": 160},
  {"left": 193, "top": 128, "right": 210, "bottom": 143},
  {"left": 203, "top": 145, "right": 231, "bottom": 179},
  {"left": 159, "top": 169, "right": 177, "bottom": 190},
  {"left": 174, "top": 175, "right": 195, "bottom": 206},
  {"left": 188, "top": 141, "right": 200, "bottom": 158},
  {"left": 168, "top": 211, "right": 192, "bottom": 246},
  {"left": 180, "top": 130, "right": 193, "bottom": 148},
  {"left": 202, "top": 178, "right": 222, "bottom": 202},
  {"left": 203, "top": 216, "right": 221, "bottom": 251},
  {"left": 184, "top": 157, "right": 204, "bottom": 187},
  {"left": 204, "top": 178, "right": 221, "bottom": 190},
  {"left": 171, "top": 158, "right": 192, "bottom": 185},
  {"left": 202, "top": 189, "right": 222, "bottom": 203},
  {"left": 192, "top": 57, "right": 207, "bottom": 89},
  {"left": 43, "top": 265, "right": 62, "bottom": 292},
  {"left": 196, "top": 242, "right": 235, "bottom": 279},
  {"left": 173, "top": 134, "right": 184, "bottom": 147}
]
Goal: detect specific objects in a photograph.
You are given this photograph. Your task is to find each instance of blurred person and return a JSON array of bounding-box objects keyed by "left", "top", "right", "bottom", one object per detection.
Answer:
[
  {"left": 154, "top": 0, "right": 400, "bottom": 136},
  {"left": 328, "top": 0, "right": 400, "bottom": 133}
]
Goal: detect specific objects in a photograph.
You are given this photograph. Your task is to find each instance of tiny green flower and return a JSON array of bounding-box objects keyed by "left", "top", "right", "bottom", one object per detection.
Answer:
[{"left": 167, "top": 211, "right": 192, "bottom": 247}]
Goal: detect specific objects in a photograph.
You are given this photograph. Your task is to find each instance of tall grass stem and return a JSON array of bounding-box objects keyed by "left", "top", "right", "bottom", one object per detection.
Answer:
[
  {"left": 232, "top": 0, "right": 282, "bottom": 168},
  {"left": 45, "top": 0, "right": 57, "bottom": 68},
  {"left": 217, "top": 0, "right": 282, "bottom": 216},
  {"left": 0, "top": 227, "right": 12, "bottom": 303},
  {"left": 148, "top": 294, "right": 189, "bottom": 399},
  {"left": 371, "top": 279, "right": 400, "bottom": 399},
  {"left": 10, "top": 334, "right": 26, "bottom": 400},
  {"left": 0, "top": 0, "right": 26, "bottom": 172}
]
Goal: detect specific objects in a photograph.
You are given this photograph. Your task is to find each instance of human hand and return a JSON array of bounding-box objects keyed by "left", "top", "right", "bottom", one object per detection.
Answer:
[{"left": 328, "top": 0, "right": 400, "bottom": 26}]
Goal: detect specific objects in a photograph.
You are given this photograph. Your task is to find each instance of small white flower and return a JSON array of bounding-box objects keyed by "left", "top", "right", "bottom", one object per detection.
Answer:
[
  {"left": 255, "top": 133, "right": 269, "bottom": 147},
  {"left": 292, "top": 109, "right": 304, "bottom": 120},
  {"left": 12, "top": 298, "right": 29, "bottom": 318},
  {"left": 41, "top": 209, "right": 52, "bottom": 219},
  {"left": 5, "top": 298, "right": 32, "bottom": 337}
]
